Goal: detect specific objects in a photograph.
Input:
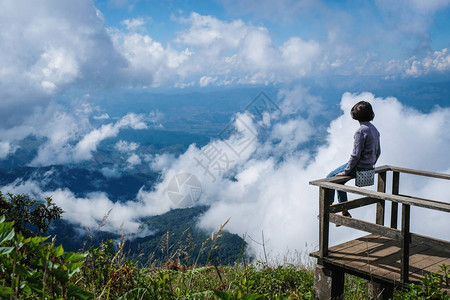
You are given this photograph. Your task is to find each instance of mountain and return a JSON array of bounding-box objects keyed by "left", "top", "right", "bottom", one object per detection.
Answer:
[
  {"left": 0, "top": 165, "right": 246, "bottom": 265},
  {"left": 125, "top": 206, "right": 247, "bottom": 266},
  {"left": 0, "top": 165, "right": 158, "bottom": 202}
]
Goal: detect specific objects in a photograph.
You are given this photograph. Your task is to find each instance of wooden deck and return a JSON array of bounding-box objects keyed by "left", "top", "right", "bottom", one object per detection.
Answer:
[
  {"left": 311, "top": 234, "right": 450, "bottom": 291},
  {"left": 309, "top": 165, "right": 450, "bottom": 299}
]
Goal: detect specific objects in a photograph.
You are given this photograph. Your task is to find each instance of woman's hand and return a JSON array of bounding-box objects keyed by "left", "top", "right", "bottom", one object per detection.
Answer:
[{"left": 336, "top": 172, "right": 345, "bottom": 176}]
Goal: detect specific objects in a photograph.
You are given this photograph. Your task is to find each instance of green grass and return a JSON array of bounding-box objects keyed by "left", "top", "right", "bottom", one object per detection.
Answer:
[{"left": 1, "top": 211, "right": 449, "bottom": 299}]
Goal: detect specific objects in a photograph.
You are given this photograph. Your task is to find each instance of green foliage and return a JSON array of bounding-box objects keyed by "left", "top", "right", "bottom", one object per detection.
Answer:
[
  {"left": 344, "top": 274, "right": 369, "bottom": 299},
  {"left": 228, "top": 262, "right": 313, "bottom": 299},
  {"left": 0, "top": 215, "right": 92, "bottom": 299},
  {"left": 395, "top": 264, "right": 449, "bottom": 299},
  {"left": 0, "top": 192, "right": 63, "bottom": 236}
]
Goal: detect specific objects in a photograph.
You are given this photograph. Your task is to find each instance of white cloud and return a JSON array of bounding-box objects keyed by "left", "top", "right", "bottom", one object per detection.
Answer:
[
  {"left": 31, "top": 112, "right": 147, "bottom": 165},
  {"left": 74, "top": 113, "right": 147, "bottom": 161},
  {"left": 121, "top": 18, "right": 147, "bottom": 30},
  {"left": 404, "top": 48, "right": 450, "bottom": 77},
  {"left": 199, "top": 76, "right": 218, "bottom": 87},
  {"left": 93, "top": 113, "right": 110, "bottom": 120},
  {"left": 101, "top": 167, "right": 121, "bottom": 178},
  {"left": 146, "top": 153, "right": 177, "bottom": 171},
  {"left": 115, "top": 140, "right": 139, "bottom": 152},
  {"left": 126, "top": 153, "right": 142, "bottom": 168},
  {"left": 31, "top": 47, "right": 80, "bottom": 93},
  {"left": 0, "top": 0, "right": 125, "bottom": 127},
  {"left": 0, "top": 142, "right": 15, "bottom": 159},
  {"left": 109, "top": 12, "right": 326, "bottom": 87},
  {"left": 2, "top": 88, "right": 449, "bottom": 258}
]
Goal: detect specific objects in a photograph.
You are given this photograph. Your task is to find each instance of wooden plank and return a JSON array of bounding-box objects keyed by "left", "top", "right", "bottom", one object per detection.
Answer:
[
  {"left": 309, "top": 181, "right": 450, "bottom": 213},
  {"left": 330, "top": 214, "right": 402, "bottom": 241},
  {"left": 311, "top": 235, "right": 375, "bottom": 259},
  {"left": 310, "top": 239, "right": 367, "bottom": 259},
  {"left": 329, "top": 197, "right": 380, "bottom": 213},
  {"left": 411, "top": 251, "right": 450, "bottom": 274},
  {"left": 377, "top": 171, "right": 387, "bottom": 225},
  {"left": 375, "top": 165, "right": 392, "bottom": 173},
  {"left": 309, "top": 176, "right": 352, "bottom": 185},
  {"left": 389, "top": 166, "right": 450, "bottom": 180},
  {"left": 374, "top": 244, "right": 429, "bottom": 282},
  {"left": 319, "top": 187, "right": 331, "bottom": 258},
  {"left": 369, "top": 244, "right": 430, "bottom": 280},
  {"left": 391, "top": 172, "right": 399, "bottom": 229},
  {"left": 399, "top": 193, "right": 450, "bottom": 208},
  {"left": 411, "top": 233, "right": 450, "bottom": 254},
  {"left": 311, "top": 234, "right": 450, "bottom": 289},
  {"left": 401, "top": 204, "right": 411, "bottom": 283},
  {"left": 327, "top": 236, "right": 398, "bottom": 268}
]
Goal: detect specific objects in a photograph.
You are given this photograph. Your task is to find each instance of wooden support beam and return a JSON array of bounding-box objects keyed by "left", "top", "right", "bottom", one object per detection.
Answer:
[
  {"left": 401, "top": 204, "right": 411, "bottom": 283},
  {"left": 309, "top": 181, "right": 450, "bottom": 213},
  {"left": 319, "top": 187, "right": 331, "bottom": 258},
  {"left": 391, "top": 171, "right": 399, "bottom": 229},
  {"left": 330, "top": 214, "right": 402, "bottom": 241},
  {"left": 377, "top": 171, "right": 387, "bottom": 225},
  {"left": 411, "top": 233, "right": 450, "bottom": 254},
  {"left": 389, "top": 166, "right": 450, "bottom": 180},
  {"left": 329, "top": 196, "right": 380, "bottom": 213}
]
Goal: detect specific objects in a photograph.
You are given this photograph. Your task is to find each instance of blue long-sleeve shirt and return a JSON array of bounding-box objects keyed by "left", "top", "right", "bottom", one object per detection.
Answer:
[{"left": 343, "top": 121, "right": 381, "bottom": 175}]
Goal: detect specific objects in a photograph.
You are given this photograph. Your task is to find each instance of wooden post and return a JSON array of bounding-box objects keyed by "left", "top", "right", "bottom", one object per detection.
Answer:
[
  {"left": 401, "top": 203, "right": 411, "bottom": 283},
  {"left": 391, "top": 171, "right": 399, "bottom": 229},
  {"left": 376, "top": 171, "right": 386, "bottom": 225},
  {"left": 314, "top": 265, "right": 344, "bottom": 300},
  {"left": 319, "top": 187, "right": 331, "bottom": 258}
]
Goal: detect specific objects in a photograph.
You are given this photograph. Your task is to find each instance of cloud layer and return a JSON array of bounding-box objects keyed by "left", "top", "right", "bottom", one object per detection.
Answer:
[{"left": 2, "top": 88, "right": 449, "bottom": 257}]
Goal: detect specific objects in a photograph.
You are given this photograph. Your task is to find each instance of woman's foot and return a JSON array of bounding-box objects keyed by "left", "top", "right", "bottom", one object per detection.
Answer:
[
  {"left": 342, "top": 210, "right": 352, "bottom": 218},
  {"left": 336, "top": 210, "right": 352, "bottom": 227}
]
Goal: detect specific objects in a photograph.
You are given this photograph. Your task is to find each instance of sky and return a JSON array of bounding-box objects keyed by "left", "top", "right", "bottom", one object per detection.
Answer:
[{"left": 0, "top": 0, "right": 449, "bottom": 257}]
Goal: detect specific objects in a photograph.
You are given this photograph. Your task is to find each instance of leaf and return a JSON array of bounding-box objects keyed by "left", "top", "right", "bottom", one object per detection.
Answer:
[
  {"left": 54, "top": 244, "right": 64, "bottom": 257},
  {"left": 53, "top": 269, "right": 69, "bottom": 284},
  {"left": 213, "top": 290, "right": 232, "bottom": 300},
  {"left": 63, "top": 252, "right": 87, "bottom": 262},
  {"left": 0, "top": 220, "right": 14, "bottom": 232},
  {"left": 0, "top": 246, "right": 14, "bottom": 255},
  {"left": 67, "top": 284, "right": 94, "bottom": 299},
  {"left": 243, "top": 295, "right": 266, "bottom": 300},
  {"left": 0, "top": 286, "right": 13, "bottom": 298},
  {"left": 14, "top": 264, "right": 30, "bottom": 277},
  {"left": 27, "top": 281, "right": 43, "bottom": 294},
  {"left": 31, "top": 236, "right": 49, "bottom": 244},
  {"left": 0, "top": 229, "right": 14, "bottom": 244}
]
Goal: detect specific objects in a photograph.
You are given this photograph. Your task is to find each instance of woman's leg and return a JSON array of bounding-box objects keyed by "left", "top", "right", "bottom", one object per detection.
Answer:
[{"left": 326, "top": 164, "right": 348, "bottom": 204}]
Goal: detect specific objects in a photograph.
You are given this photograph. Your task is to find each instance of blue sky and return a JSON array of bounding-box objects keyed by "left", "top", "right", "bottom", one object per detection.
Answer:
[
  {"left": 94, "top": 0, "right": 450, "bottom": 59},
  {"left": 0, "top": 0, "right": 449, "bottom": 158},
  {"left": 1, "top": 0, "right": 449, "bottom": 255}
]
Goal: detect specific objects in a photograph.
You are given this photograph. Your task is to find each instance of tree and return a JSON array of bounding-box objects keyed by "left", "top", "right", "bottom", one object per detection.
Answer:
[{"left": 0, "top": 192, "right": 63, "bottom": 236}]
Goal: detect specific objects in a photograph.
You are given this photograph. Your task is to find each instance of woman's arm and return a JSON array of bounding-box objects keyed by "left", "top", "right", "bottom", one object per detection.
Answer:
[{"left": 343, "top": 131, "right": 366, "bottom": 175}]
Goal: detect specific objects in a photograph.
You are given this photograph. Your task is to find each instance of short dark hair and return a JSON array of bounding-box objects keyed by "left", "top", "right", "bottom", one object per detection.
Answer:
[{"left": 351, "top": 101, "right": 374, "bottom": 122}]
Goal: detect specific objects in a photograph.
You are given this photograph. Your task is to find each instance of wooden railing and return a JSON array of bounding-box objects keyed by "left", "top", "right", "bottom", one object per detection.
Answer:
[{"left": 309, "top": 165, "right": 450, "bottom": 283}]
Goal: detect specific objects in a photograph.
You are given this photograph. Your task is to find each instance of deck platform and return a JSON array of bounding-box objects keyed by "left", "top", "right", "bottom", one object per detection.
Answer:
[
  {"left": 309, "top": 165, "right": 450, "bottom": 299},
  {"left": 310, "top": 234, "right": 450, "bottom": 292}
]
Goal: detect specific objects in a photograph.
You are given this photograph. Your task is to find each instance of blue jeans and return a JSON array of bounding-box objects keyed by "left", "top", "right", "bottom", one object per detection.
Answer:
[{"left": 326, "top": 163, "right": 356, "bottom": 204}]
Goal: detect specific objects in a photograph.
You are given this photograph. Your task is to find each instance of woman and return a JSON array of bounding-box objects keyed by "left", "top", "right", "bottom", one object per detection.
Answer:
[{"left": 327, "top": 101, "right": 381, "bottom": 217}]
